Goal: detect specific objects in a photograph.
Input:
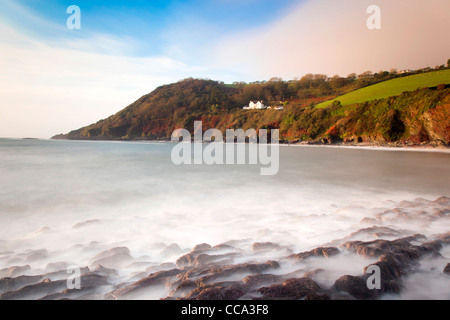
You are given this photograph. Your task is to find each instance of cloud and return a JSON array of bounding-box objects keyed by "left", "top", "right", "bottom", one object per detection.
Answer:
[
  {"left": 0, "top": 21, "right": 201, "bottom": 138},
  {"left": 210, "top": 0, "right": 450, "bottom": 80}
]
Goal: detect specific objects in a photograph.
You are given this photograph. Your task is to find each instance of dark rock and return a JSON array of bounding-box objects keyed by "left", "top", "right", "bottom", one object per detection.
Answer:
[
  {"left": 420, "top": 240, "right": 442, "bottom": 253},
  {"left": 176, "top": 244, "right": 216, "bottom": 268},
  {"left": 303, "top": 269, "right": 325, "bottom": 279},
  {"left": 305, "top": 293, "right": 331, "bottom": 300},
  {"left": 193, "top": 244, "right": 212, "bottom": 252},
  {"left": 0, "top": 275, "right": 43, "bottom": 294},
  {"left": 186, "top": 283, "right": 245, "bottom": 300},
  {"left": 92, "top": 247, "right": 131, "bottom": 261},
  {"left": 289, "top": 247, "right": 340, "bottom": 262},
  {"left": 342, "top": 238, "right": 424, "bottom": 264},
  {"left": 251, "top": 242, "right": 281, "bottom": 252},
  {"left": 0, "top": 265, "right": 31, "bottom": 278},
  {"left": 444, "top": 263, "right": 450, "bottom": 274},
  {"left": 176, "top": 252, "right": 198, "bottom": 268},
  {"left": 92, "top": 265, "right": 118, "bottom": 277},
  {"left": 331, "top": 275, "right": 377, "bottom": 300},
  {"left": 194, "top": 261, "right": 280, "bottom": 287},
  {"left": 105, "top": 268, "right": 182, "bottom": 299},
  {"left": 0, "top": 278, "right": 68, "bottom": 300},
  {"left": 213, "top": 244, "right": 235, "bottom": 251},
  {"left": 258, "top": 278, "right": 323, "bottom": 300},
  {"left": 91, "top": 247, "right": 134, "bottom": 269},
  {"left": 242, "top": 274, "right": 281, "bottom": 289},
  {"left": 38, "top": 273, "right": 109, "bottom": 300},
  {"left": 348, "top": 226, "right": 403, "bottom": 239},
  {"left": 169, "top": 279, "right": 197, "bottom": 298},
  {"left": 192, "top": 253, "right": 234, "bottom": 267}
]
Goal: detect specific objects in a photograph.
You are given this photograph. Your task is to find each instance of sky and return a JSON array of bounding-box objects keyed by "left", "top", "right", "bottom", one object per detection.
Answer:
[{"left": 0, "top": 0, "right": 449, "bottom": 138}]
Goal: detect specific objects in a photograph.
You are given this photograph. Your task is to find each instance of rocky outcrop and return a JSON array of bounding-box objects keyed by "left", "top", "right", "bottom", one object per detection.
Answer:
[
  {"left": 1, "top": 197, "right": 449, "bottom": 300},
  {"left": 444, "top": 263, "right": 450, "bottom": 275},
  {"left": 289, "top": 247, "right": 340, "bottom": 262},
  {"left": 257, "top": 278, "right": 324, "bottom": 300}
]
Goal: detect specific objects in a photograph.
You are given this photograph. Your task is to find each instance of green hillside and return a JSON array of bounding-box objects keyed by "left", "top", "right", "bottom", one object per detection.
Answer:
[{"left": 316, "top": 69, "right": 450, "bottom": 108}]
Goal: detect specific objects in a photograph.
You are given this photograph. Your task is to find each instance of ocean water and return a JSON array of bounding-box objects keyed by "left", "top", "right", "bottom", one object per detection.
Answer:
[{"left": 0, "top": 138, "right": 449, "bottom": 298}]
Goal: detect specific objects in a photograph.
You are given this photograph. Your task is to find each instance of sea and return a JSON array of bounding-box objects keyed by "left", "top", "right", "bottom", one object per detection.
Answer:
[{"left": 0, "top": 138, "right": 449, "bottom": 299}]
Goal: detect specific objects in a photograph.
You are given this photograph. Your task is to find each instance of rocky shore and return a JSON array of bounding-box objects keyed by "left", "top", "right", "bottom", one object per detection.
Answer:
[{"left": 1, "top": 197, "right": 449, "bottom": 300}]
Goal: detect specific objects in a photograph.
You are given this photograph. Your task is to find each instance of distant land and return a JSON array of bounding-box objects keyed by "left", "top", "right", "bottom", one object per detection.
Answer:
[{"left": 53, "top": 64, "right": 450, "bottom": 147}]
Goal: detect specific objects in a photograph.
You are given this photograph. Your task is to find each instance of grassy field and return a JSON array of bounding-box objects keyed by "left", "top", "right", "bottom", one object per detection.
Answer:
[{"left": 316, "top": 69, "right": 450, "bottom": 108}]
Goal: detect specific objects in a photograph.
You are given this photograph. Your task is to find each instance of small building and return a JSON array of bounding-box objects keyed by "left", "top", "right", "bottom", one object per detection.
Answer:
[{"left": 243, "top": 101, "right": 266, "bottom": 110}]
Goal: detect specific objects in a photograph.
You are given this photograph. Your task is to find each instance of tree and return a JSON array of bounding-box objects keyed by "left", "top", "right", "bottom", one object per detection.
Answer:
[{"left": 447, "top": 58, "right": 450, "bottom": 68}]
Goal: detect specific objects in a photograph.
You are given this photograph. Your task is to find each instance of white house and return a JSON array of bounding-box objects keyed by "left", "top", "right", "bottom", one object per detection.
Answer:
[{"left": 243, "top": 101, "right": 266, "bottom": 110}]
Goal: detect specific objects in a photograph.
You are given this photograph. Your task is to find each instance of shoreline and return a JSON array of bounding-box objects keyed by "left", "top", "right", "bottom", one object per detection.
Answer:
[{"left": 46, "top": 137, "right": 450, "bottom": 154}]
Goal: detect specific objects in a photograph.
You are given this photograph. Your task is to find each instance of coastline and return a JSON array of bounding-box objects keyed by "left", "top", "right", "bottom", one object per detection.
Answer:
[{"left": 47, "top": 137, "right": 450, "bottom": 153}]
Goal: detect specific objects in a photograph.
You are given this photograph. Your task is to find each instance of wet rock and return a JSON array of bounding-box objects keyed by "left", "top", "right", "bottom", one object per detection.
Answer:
[
  {"left": 38, "top": 273, "right": 109, "bottom": 300},
  {"left": 433, "top": 196, "right": 450, "bottom": 205},
  {"left": 0, "top": 265, "right": 31, "bottom": 278},
  {"left": 303, "top": 269, "right": 325, "bottom": 279},
  {"left": 347, "top": 226, "right": 403, "bottom": 239},
  {"left": 193, "top": 261, "right": 280, "bottom": 287},
  {"left": 193, "top": 244, "right": 212, "bottom": 252},
  {"left": 0, "top": 275, "right": 43, "bottom": 294},
  {"left": 79, "top": 273, "right": 109, "bottom": 287},
  {"left": 176, "top": 244, "right": 213, "bottom": 268},
  {"left": 304, "top": 293, "right": 331, "bottom": 300},
  {"left": 342, "top": 237, "right": 425, "bottom": 264},
  {"left": 242, "top": 274, "right": 281, "bottom": 289},
  {"left": 92, "top": 265, "right": 118, "bottom": 277},
  {"left": 91, "top": 247, "right": 134, "bottom": 269},
  {"left": 439, "top": 232, "right": 450, "bottom": 244},
  {"left": 213, "top": 244, "right": 235, "bottom": 251},
  {"left": 331, "top": 275, "right": 377, "bottom": 300},
  {"left": 289, "top": 247, "right": 340, "bottom": 262},
  {"left": 258, "top": 278, "right": 323, "bottom": 300},
  {"left": 176, "top": 252, "right": 197, "bottom": 268},
  {"left": 444, "top": 264, "right": 450, "bottom": 274},
  {"left": 362, "top": 258, "right": 403, "bottom": 295},
  {"left": 0, "top": 278, "right": 68, "bottom": 300},
  {"left": 186, "top": 283, "right": 245, "bottom": 300},
  {"left": 169, "top": 279, "right": 197, "bottom": 298},
  {"left": 420, "top": 240, "right": 442, "bottom": 253},
  {"left": 251, "top": 242, "right": 281, "bottom": 252},
  {"left": 105, "top": 268, "right": 183, "bottom": 299}
]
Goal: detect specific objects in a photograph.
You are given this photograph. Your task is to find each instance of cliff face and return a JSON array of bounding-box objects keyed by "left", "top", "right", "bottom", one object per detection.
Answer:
[{"left": 52, "top": 79, "right": 450, "bottom": 146}]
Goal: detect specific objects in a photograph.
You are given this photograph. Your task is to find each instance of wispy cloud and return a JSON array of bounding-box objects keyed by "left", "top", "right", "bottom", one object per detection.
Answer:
[
  {"left": 0, "top": 21, "right": 201, "bottom": 138},
  {"left": 210, "top": 0, "right": 450, "bottom": 80}
]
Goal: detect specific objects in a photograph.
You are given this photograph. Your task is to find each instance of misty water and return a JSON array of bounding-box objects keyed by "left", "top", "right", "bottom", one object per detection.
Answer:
[{"left": 0, "top": 138, "right": 449, "bottom": 299}]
